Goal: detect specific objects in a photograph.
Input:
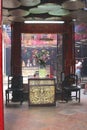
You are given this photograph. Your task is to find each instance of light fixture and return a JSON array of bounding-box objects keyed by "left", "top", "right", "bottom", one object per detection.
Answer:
[
  {"left": 84, "top": 0, "right": 87, "bottom": 10},
  {"left": 24, "top": 20, "right": 65, "bottom": 24},
  {"left": 62, "top": 0, "right": 85, "bottom": 10},
  {"left": 72, "top": 19, "right": 76, "bottom": 22}
]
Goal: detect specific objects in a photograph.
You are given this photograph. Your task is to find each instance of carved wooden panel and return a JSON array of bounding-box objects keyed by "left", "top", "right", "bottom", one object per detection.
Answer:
[{"left": 28, "top": 78, "right": 56, "bottom": 106}]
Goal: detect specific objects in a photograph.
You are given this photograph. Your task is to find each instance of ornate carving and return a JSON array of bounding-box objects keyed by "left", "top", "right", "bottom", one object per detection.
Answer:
[{"left": 28, "top": 78, "right": 56, "bottom": 106}]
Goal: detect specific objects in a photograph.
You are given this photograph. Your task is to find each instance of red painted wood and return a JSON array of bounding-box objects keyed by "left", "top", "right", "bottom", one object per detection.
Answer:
[
  {"left": 11, "top": 22, "right": 75, "bottom": 76},
  {"left": 63, "top": 22, "right": 75, "bottom": 76},
  {"left": 0, "top": 29, "right": 4, "bottom": 130},
  {"left": 20, "top": 23, "right": 64, "bottom": 33},
  {"left": 11, "top": 22, "right": 65, "bottom": 75},
  {"left": 0, "top": 0, "right": 4, "bottom": 130},
  {"left": 11, "top": 23, "right": 22, "bottom": 75}
]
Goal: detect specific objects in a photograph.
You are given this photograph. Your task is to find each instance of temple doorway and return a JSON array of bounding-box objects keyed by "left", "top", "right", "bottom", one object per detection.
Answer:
[{"left": 21, "top": 33, "right": 63, "bottom": 85}]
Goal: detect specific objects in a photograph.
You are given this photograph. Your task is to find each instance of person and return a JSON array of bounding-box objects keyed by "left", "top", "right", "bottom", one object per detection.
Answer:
[{"left": 75, "top": 60, "right": 82, "bottom": 83}]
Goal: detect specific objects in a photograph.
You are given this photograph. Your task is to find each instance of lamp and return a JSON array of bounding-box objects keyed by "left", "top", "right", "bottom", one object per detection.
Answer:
[
  {"left": 62, "top": 0, "right": 85, "bottom": 10},
  {"left": 24, "top": 21, "right": 65, "bottom": 24},
  {"left": 84, "top": 0, "right": 87, "bottom": 10}
]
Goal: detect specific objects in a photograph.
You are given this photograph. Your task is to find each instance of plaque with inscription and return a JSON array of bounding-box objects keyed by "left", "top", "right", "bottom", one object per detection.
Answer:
[{"left": 28, "top": 78, "right": 56, "bottom": 106}]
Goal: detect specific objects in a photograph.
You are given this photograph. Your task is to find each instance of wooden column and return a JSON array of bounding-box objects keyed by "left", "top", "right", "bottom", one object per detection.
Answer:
[
  {"left": 0, "top": 0, "right": 4, "bottom": 130},
  {"left": 10, "top": 22, "right": 75, "bottom": 77},
  {"left": 63, "top": 21, "right": 75, "bottom": 76},
  {"left": 11, "top": 22, "right": 22, "bottom": 75}
]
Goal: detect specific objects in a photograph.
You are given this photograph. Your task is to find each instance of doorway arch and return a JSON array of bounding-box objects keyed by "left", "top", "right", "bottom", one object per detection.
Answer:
[{"left": 11, "top": 22, "right": 75, "bottom": 76}]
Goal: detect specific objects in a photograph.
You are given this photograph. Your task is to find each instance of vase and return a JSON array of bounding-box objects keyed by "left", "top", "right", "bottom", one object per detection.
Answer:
[{"left": 39, "top": 65, "right": 47, "bottom": 78}]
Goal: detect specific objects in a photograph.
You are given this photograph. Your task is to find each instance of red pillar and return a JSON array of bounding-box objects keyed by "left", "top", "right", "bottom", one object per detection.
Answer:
[
  {"left": 0, "top": 0, "right": 4, "bottom": 130},
  {"left": 63, "top": 21, "right": 75, "bottom": 76},
  {"left": 11, "top": 22, "right": 22, "bottom": 75}
]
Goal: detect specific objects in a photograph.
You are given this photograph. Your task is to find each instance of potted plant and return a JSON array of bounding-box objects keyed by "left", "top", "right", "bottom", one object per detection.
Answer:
[{"left": 34, "top": 49, "right": 50, "bottom": 77}]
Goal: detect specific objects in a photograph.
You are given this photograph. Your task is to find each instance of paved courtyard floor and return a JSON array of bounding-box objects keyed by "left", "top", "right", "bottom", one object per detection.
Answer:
[{"left": 3, "top": 82, "right": 87, "bottom": 130}]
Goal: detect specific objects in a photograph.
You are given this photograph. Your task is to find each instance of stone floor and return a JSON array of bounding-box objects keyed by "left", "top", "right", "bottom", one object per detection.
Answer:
[{"left": 3, "top": 87, "right": 87, "bottom": 130}]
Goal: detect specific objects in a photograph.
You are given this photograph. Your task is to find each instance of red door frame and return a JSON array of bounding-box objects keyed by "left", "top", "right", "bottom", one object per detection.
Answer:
[{"left": 0, "top": 0, "right": 4, "bottom": 130}]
